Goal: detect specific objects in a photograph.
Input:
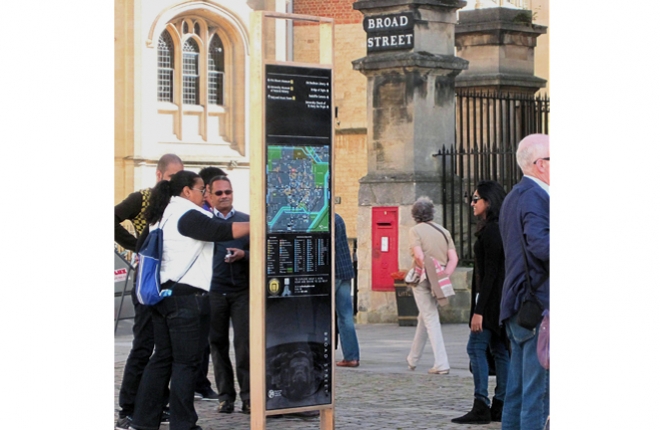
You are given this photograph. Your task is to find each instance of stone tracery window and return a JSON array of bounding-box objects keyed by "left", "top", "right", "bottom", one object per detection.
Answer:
[
  {"left": 157, "top": 31, "right": 174, "bottom": 102},
  {"left": 182, "top": 39, "right": 200, "bottom": 105},
  {"left": 153, "top": 14, "right": 245, "bottom": 151},
  {"left": 208, "top": 35, "right": 225, "bottom": 106}
]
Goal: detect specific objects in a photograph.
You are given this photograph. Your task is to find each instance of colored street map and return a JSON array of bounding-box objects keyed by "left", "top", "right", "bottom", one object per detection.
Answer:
[{"left": 267, "top": 145, "right": 330, "bottom": 233}]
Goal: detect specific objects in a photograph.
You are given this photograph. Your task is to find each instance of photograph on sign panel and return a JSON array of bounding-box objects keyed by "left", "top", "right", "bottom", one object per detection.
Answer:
[{"left": 265, "top": 295, "right": 332, "bottom": 410}]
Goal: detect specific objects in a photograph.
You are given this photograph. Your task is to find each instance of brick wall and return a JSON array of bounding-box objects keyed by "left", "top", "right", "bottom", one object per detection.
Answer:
[
  {"left": 291, "top": 1, "right": 368, "bottom": 245},
  {"left": 334, "top": 132, "right": 367, "bottom": 239},
  {"left": 293, "top": 0, "right": 362, "bottom": 25}
]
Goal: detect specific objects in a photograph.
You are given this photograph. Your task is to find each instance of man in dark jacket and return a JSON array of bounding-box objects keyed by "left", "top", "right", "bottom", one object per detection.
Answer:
[
  {"left": 114, "top": 154, "right": 183, "bottom": 429},
  {"left": 206, "top": 175, "right": 251, "bottom": 415},
  {"left": 499, "top": 134, "right": 550, "bottom": 430}
]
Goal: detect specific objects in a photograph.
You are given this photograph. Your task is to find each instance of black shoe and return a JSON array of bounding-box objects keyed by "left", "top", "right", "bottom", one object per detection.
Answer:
[
  {"left": 218, "top": 400, "right": 235, "bottom": 413},
  {"left": 196, "top": 387, "right": 220, "bottom": 401},
  {"left": 451, "top": 398, "right": 491, "bottom": 424},
  {"left": 490, "top": 397, "right": 504, "bottom": 422},
  {"left": 161, "top": 407, "right": 170, "bottom": 424},
  {"left": 116, "top": 416, "right": 132, "bottom": 429},
  {"left": 242, "top": 400, "right": 251, "bottom": 414}
]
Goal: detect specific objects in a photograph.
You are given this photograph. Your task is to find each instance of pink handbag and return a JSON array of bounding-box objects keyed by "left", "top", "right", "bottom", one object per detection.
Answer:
[
  {"left": 537, "top": 311, "right": 549, "bottom": 370},
  {"left": 430, "top": 256, "right": 455, "bottom": 299}
]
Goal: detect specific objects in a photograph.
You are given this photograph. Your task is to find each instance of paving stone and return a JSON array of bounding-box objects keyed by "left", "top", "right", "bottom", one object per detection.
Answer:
[{"left": 115, "top": 322, "right": 505, "bottom": 429}]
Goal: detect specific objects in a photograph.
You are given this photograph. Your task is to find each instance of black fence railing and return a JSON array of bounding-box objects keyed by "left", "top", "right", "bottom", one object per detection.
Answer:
[{"left": 436, "top": 90, "right": 549, "bottom": 264}]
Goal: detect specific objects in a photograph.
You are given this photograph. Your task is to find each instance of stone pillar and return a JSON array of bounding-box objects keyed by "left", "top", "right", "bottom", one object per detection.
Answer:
[
  {"left": 352, "top": 0, "right": 468, "bottom": 323},
  {"left": 455, "top": 7, "right": 547, "bottom": 94}
]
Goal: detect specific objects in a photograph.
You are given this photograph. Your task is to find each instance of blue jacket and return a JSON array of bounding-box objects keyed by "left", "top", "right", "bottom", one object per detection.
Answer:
[
  {"left": 335, "top": 214, "right": 354, "bottom": 280},
  {"left": 499, "top": 176, "right": 550, "bottom": 324},
  {"left": 210, "top": 210, "right": 250, "bottom": 293}
]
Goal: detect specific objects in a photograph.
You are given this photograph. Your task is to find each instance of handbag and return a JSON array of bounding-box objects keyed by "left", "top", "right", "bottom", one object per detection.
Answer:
[
  {"left": 537, "top": 311, "right": 549, "bottom": 369},
  {"left": 516, "top": 235, "right": 548, "bottom": 330},
  {"left": 430, "top": 256, "right": 455, "bottom": 299},
  {"left": 424, "top": 223, "right": 455, "bottom": 300},
  {"left": 404, "top": 266, "right": 422, "bottom": 286}
]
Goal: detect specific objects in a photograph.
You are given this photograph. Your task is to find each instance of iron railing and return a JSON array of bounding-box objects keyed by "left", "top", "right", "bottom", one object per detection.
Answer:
[{"left": 436, "top": 90, "right": 549, "bottom": 264}]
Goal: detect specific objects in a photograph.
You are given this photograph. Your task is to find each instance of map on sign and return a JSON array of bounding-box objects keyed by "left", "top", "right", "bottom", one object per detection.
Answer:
[{"left": 267, "top": 145, "right": 330, "bottom": 233}]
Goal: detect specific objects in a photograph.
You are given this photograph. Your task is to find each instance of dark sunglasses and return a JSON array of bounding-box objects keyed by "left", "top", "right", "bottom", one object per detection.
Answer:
[
  {"left": 213, "top": 189, "right": 233, "bottom": 196},
  {"left": 471, "top": 196, "right": 483, "bottom": 203}
]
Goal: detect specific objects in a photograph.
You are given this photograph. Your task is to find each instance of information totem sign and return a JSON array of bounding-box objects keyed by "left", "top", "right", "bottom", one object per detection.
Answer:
[
  {"left": 249, "top": 11, "right": 335, "bottom": 430},
  {"left": 263, "top": 64, "right": 333, "bottom": 411}
]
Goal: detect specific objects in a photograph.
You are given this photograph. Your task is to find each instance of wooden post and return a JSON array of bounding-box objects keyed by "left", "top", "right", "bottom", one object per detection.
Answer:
[
  {"left": 250, "top": 11, "right": 335, "bottom": 430},
  {"left": 249, "top": 10, "right": 267, "bottom": 430}
]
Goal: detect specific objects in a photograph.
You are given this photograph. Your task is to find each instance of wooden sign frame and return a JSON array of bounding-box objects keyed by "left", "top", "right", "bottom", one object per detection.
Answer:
[{"left": 249, "top": 11, "right": 335, "bottom": 430}]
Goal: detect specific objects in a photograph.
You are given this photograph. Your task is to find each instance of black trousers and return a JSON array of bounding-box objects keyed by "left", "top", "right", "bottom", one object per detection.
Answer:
[
  {"left": 131, "top": 292, "right": 210, "bottom": 430},
  {"left": 118, "top": 288, "right": 169, "bottom": 417},
  {"left": 209, "top": 290, "right": 250, "bottom": 403},
  {"left": 194, "top": 343, "right": 212, "bottom": 393}
]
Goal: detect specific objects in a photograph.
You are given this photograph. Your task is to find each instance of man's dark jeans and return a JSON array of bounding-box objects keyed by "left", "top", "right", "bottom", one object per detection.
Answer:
[
  {"left": 209, "top": 290, "right": 250, "bottom": 403},
  {"left": 131, "top": 292, "right": 210, "bottom": 430},
  {"left": 117, "top": 288, "right": 169, "bottom": 418}
]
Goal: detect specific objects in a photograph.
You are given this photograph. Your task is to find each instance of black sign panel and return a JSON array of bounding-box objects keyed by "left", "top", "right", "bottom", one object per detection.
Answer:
[
  {"left": 363, "top": 12, "right": 414, "bottom": 33},
  {"left": 363, "top": 12, "right": 415, "bottom": 53},
  {"left": 266, "top": 66, "right": 331, "bottom": 140},
  {"left": 264, "top": 64, "right": 332, "bottom": 411}
]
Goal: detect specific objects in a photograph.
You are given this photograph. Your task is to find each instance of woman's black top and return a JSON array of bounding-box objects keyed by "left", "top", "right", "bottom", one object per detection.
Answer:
[{"left": 470, "top": 221, "right": 506, "bottom": 334}]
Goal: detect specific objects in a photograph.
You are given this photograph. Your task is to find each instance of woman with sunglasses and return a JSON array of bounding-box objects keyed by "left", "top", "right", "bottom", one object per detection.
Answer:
[
  {"left": 129, "top": 170, "right": 249, "bottom": 430},
  {"left": 452, "top": 180, "right": 510, "bottom": 425}
]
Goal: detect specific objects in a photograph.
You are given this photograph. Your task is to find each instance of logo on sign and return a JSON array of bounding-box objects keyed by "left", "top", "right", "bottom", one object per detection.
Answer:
[
  {"left": 268, "top": 278, "right": 282, "bottom": 296},
  {"left": 115, "top": 268, "right": 128, "bottom": 283}
]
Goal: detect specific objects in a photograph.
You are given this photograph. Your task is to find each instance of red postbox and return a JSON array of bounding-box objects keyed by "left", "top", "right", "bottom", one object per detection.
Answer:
[{"left": 371, "top": 207, "right": 398, "bottom": 291}]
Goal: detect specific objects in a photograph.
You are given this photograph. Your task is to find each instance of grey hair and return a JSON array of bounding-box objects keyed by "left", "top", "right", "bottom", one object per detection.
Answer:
[
  {"left": 516, "top": 134, "right": 549, "bottom": 174},
  {"left": 411, "top": 196, "right": 435, "bottom": 223}
]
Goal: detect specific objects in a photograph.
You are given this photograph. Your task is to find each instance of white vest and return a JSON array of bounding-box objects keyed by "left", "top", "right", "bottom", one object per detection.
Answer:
[{"left": 153, "top": 196, "right": 214, "bottom": 291}]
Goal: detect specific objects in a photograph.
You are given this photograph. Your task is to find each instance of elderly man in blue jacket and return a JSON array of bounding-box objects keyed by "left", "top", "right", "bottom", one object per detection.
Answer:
[{"left": 499, "top": 134, "right": 550, "bottom": 430}]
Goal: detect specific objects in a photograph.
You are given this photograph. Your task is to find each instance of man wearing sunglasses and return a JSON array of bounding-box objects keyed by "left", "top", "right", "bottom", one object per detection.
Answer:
[
  {"left": 199, "top": 166, "right": 228, "bottom": 213},
  {"left": 206, "top": 175, "right": 252, "bottom": 415}
]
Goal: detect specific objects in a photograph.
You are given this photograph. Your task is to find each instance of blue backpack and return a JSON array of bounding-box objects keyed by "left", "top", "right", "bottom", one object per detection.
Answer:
[
  {"left": 135, "top": 218, "right": 172, "bottom": 306},
  {"left": 135, "top": 216, "right": 203, "bottom": 305}
]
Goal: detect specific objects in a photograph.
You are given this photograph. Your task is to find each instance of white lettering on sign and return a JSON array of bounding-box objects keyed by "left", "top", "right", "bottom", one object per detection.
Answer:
[
  {"left": 366, "top": 33, "right": 413, "bottom": 50},
  {"left": 364, "top": 12, "right": 414, "bottom": 52},
  {"left": 367, "top": 14, "right": 410, "bottom": 30}
]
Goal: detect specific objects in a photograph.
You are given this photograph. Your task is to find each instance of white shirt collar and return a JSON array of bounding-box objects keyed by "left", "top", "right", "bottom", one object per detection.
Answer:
[
  {"left": 213, "top": 207, "right": 235, "bottom": 220},
  {"left": 524, "top": 175, "right": 550, "bottom": 196}
]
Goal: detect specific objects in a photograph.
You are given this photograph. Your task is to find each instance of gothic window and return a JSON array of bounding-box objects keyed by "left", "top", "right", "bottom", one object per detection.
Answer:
[
  {"left": 182, "top": 39, "right": 200, "bottom": 105},
  {"left": 153, "top": 16, "right": 244, "bottom": 148},
  {"left": 208, "top": 35, "right": 225, "bottom": 106},
  {"left": 157, "top": 31, "right": 174, "bottom": 102}
]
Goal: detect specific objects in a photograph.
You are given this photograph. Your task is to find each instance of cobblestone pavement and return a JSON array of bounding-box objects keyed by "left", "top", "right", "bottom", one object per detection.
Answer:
[{"left": 115, "top": 322, "right": 503, "bottom": 429}]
